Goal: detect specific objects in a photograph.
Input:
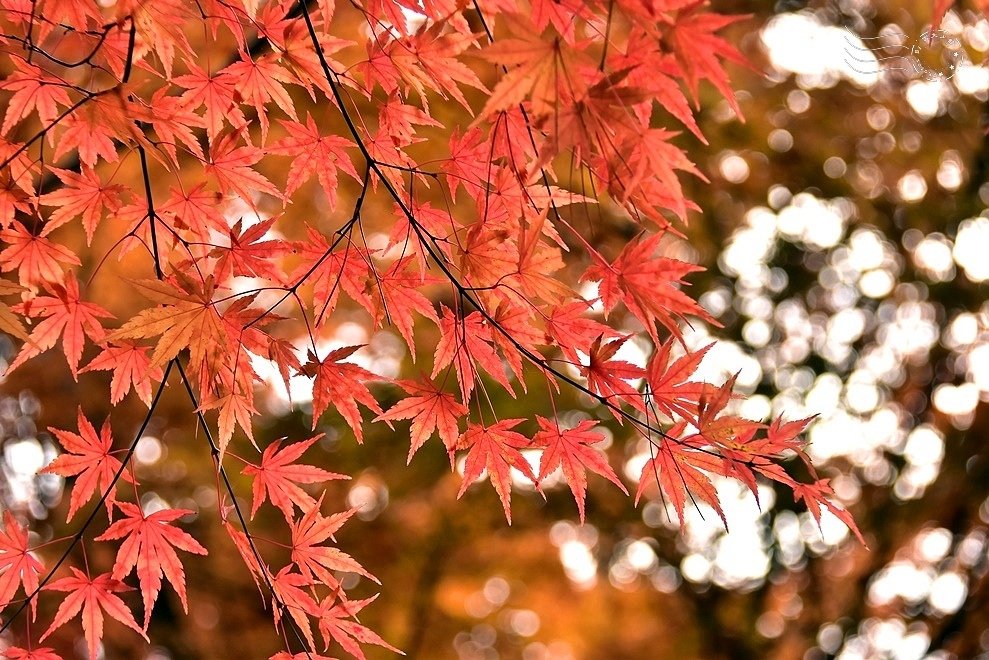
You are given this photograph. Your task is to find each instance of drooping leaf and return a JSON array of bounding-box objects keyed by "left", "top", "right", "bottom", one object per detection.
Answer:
[
  {"left": 635, "top": 440, "right": 726, "bottom": 529},
  {"left": 0, "top": 511, "right": 44, "bottom": 620},
  {"left": 582, "top": 232, "right": 716, "bottom": 343},
  {"left": 300, "top": 345, "right": 384, "bottom": 443},
  {"left": 95, "top": 502, "right": 208, "bottom": 628},
  {"left": 376, "top": 377, "right": 467, "bottom": 463},
  {"left": 578, "top": 335, "right": 646, "bottom": 418},
  {"left": 534, "top": 416, "right": 627, "bottom": 523},
  {"left": 432, "top": 306, "right": 514, "bottom": 403},
  {"left": 666, "top": 4, "right": 751, "bottom": 116},
  {"left": 645, "top": 339, "right": 717, "bottom": 422},
  {"left": 792, "top": 479, "right": 867, "bottom": 548},
  {"left": 289, "top": 500, "right": 378, "bottom": 590},
  {"left": 315, "top": 594, "right": 402, "bottom": 660},
  {"left": 40, "top": 568, "right": 148, "bottom": 660},
  {"left": 455, "top": 419, "right": 538, "bottom": 524}
]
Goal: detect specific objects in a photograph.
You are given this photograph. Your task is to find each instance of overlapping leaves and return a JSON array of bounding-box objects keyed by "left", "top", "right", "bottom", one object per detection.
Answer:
[{"left": 0, "top": 0, "right": 868, "bottom": 657}]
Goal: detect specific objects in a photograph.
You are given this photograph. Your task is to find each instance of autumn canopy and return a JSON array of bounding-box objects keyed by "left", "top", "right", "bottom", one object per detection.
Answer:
[{"left": 0, "top": 0, "right": 864, "bottom": 657}]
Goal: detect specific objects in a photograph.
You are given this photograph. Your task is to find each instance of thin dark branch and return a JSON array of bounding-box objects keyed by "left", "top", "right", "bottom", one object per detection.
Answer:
[
  {"left": 296, "top": 1, "right": 680, "bottom": 444},
  {"left": 174, "top": 360, "right": 315, "bottom": 659},
  {"left": 137, "top": 145, "right": 164, "bottom": 279}
]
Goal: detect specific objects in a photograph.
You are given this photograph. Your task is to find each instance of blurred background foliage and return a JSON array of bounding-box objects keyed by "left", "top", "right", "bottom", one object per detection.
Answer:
[{"left": 4, "top": 0, "right": 989, "bottom": 658}]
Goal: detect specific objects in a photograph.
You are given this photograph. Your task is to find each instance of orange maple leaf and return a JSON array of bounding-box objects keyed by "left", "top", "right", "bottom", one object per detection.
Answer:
[
  {"left": 8, "top": 275, "right": 112, "bottom": 378},
  {"left": 108, "top": 274, "right": 226, "bottom": 376}
]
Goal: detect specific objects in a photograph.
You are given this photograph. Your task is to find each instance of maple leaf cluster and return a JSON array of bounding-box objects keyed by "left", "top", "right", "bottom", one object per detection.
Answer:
[{"left": 0, "top": 0, "right": 864, "bottom": 656}]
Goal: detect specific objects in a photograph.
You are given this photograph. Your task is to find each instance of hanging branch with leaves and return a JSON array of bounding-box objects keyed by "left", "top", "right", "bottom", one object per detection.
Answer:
[{"left": 0, "top": 0, "right": 866, "bottom": 657}]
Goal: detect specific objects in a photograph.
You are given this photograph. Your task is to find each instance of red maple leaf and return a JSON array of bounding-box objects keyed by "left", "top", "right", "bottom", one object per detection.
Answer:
[
  {"left": 534, "top": 416, "right": 627, "bottom": 523},
  {"left": 2, "top": 646, "right": 63, "bottom": 660},
  {"left": 456, "top": 419, "right": 538, "bottom": 524},
  {"left": 432, "top": 306, "right": 514, "bottom": 403},
  {"left": 269, "top": 115, "right": 358, "bottom": 206},
  {"left": 583, "top": 232, "right": 715, "bottom": 343},
  {"left": 198, "top": 389, "right": 258, "bottom": 458},
  {"left": 172, "top": 63, "right": 248, "bottom": 143},
  {"left": 578, "top": 335, "right": 646, "bottom": 418},
  {"left": 157, "top": 183, "right": 228, "bottom": 240},
  {"left": 209, "top": 216, "right": 289, "bottom": 284},
  {"left": 688, "top": 374, "right": 762, "bottom": 450},
  {"left": 458, "top": 224, "right": 519, "bottom": 289},
  {"left": 205, "top": 132, "right": 281, "bottom": 202},
  {"left": 55, "top": 97, "right": 123, "bottom": 167},
  {"left": 270, "top": 566, "right": 318, "bottom": 652},
  {"left": 0, "top": 511, "right": 44, "bottom": 620},
  {"left": 443, "top": 128, "right": 489, "bottom": 198},
  {"left": 0, "top": 221, "right": 81, "bottom": 286},
  {"left": 38, "top": 167, "right": 126, "bottom": 243},
  {"left": 369, "top": 257, "right": 440, "bottom": 360},
  {"left": 605, "top": 128, "right": 706, "bottom": 224},
  {"left": 40, "top": 568, "right": 147, "bottom": 660},
  {"left": 792, "top": 479, "right": 866, "bottom": 547},
  {"left": 144, "top": 88, "right": 207, "bottom": 166},
  {"left": 41, "top": 408, "right": 134, "bottom": 522},
  {"left": 0, "top": 64, "right": 71, "bottom": 135},
  {"left": 300, "top": 346, "right": 383, "bottom": 443},
  {"left": 666, "top": 3, "right": 751, "bottom": 116},
  {"left": 763, "top": 415, "right": 816, "bottom": 470},
  {"left": 221, "top": 53, "right": 298, "bottom": 138},
  {"left": 543, "top": 301, "right": 622, "bottom": 363},
  {"left": 374, "top": 25, "right": 486, "bottom": 111},
  {"left": 242, "top": 435, "right": 349, "bottom": 521},
  {"left": 476, "top": 15, "right": 572, "bottom": 118},
  {"left": 80, "top": 341, "right": 164, "bottom": 406},
  {"left": 315, "top": 594, "right": 401, "bottom": 660},
  {"left": 95, "top": 502, "right": 208, "bottom": 628},
  {"left": 289, "top": 501, "right": 378, "bottom": 590},
  {"left": 375, "top": 377, "right": 467, "bottom": 463},
  {"left": 645, "top": 339, "right": 718, "bottom": 422},
  {"left": 635, "top": 440, "right": 727, "bottom": 529},
  {"left": 8, "top": 275, "right": 112, "bottom": 378},
  {"left": 511, "top": 211, "right": 570, "bottom": 305},
  {"left": 292, "top": 227, "right": 372, "bottom": 325}
]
